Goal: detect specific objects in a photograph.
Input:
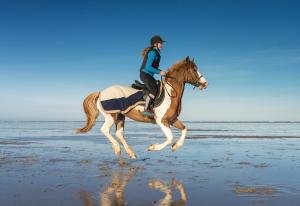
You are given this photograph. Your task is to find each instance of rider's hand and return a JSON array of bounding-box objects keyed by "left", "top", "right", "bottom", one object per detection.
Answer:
[{"left": 160, "top": 71, "right": 166, "bottom": 76}]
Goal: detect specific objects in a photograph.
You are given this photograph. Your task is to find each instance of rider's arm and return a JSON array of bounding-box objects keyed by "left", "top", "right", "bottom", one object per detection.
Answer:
[{"left": 145, "top": 50, "right": 161, "bottom": 75}]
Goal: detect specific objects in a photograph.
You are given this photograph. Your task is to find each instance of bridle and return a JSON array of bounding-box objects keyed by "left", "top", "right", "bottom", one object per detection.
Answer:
[
  {"left": 184, "top": 61, "right": 205, "bottom": 88},
  {"left": 191, "top": 74, "right": 203, "bottom": 88},
  {"left": 161, "top": 75, "right": 177, "bottom": 98},
  {"left": 160, "top": 63, "right": 205, "bottom": 98},
  {"left": 161, "top": 74, "right": 204, "bottom": 98}
]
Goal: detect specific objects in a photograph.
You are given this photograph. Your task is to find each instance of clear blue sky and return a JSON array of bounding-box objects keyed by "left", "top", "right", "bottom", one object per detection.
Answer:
[{"left": 0, "top": 0, "right": 299, "bottom": 121}]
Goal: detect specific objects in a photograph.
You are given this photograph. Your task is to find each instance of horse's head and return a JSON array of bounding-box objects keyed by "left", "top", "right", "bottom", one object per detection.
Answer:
[
  {"left": 166, "top": 56, "right": 208, "bottom": 90},
  {"left": 184, "top": 56, "right": 208, "bottom": 90},
  {"left": 180, "top": 56, "right": 208, "bottom": 90}
]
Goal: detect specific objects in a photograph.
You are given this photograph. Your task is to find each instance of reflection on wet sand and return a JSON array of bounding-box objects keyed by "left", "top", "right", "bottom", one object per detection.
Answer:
[
  {"left": 80, "top": 166, "right": 187, "bottom": 206},
  {"left": 80, "top": 166, "right": 137, "bottom": 206},
  {"left": 149, "top": 178, "right": 187, "bottom": 206}
]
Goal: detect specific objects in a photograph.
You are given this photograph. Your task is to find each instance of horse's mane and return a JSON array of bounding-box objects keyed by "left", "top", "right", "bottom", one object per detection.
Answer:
[
  {"left": 167, "top": 60, "right": 187, "bottom": 73},
  {"left": 165, "top": 59, "right": 190, "bottom": 83}
]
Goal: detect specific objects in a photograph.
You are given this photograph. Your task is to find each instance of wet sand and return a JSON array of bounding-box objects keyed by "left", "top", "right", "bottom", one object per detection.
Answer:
[{"left": 1, "top": 123, "right": 300, "bottom": 205}]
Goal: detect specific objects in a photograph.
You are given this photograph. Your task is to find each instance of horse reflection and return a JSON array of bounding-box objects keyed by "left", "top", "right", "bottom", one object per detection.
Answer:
[
  {"left": 80, "top": 166, "right": 137, "bottom": 206},
  {"left": 80, "top": 167, "right": 187, "bottom": 206},
  {"left": 149, "top": 178, "right": 187, "bottom": 206}
]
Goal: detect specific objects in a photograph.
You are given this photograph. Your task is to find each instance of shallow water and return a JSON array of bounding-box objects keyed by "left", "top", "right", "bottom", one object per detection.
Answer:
[
  {"left": 1, "top": 121, "right": 300, "bottom": 139},
  {"left": 1, "top": 121, "right": 300, "bottom": 205}
]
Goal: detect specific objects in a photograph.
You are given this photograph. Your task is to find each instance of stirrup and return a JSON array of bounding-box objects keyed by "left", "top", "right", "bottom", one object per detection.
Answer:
[{"left": 142, "top": 110, "right": 154, "bottom": 116}]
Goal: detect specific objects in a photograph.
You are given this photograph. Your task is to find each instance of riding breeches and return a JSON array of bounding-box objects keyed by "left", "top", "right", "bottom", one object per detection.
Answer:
[{"left": 140, "top": 71, "right": 158, "bottom": 98}]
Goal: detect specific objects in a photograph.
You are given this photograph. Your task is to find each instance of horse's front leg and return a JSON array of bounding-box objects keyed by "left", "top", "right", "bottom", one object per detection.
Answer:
[
  {"left": 148, "top": 121, "right": 173, "bottom": 151},
  {"left": 171, "top": 119, "right": 187, "bottom": 152}
]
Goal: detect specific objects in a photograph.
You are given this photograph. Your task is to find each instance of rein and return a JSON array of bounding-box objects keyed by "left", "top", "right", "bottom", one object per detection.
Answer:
[
  {"left": 160, "top": 63, "right": 204, "bottom": 98},
  {"left": 161, "top": 75, "right": 177, "bottom": 98}
]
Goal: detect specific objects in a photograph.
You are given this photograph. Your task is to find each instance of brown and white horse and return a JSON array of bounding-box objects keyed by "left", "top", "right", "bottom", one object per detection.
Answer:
[{"left": 77, "top": 56, "right": 208, "bottom": 159}]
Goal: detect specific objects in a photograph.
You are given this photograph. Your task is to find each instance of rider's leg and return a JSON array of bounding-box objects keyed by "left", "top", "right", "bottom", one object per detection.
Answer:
[
  {"left": 140, "top": 72, "right": 158, "bottom": 113},
  {"left": 144, "top": 93, "right": 155, "bottom": 111}
]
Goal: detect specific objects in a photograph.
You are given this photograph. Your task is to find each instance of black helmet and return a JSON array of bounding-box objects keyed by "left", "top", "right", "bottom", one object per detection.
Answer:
[{"left": 150, "top": 35, "right": 165, "bottom": 46}]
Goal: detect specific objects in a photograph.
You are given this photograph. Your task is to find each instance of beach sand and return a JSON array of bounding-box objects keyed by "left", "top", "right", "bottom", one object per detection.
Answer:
[{"left": 1, "top": 121, "right": 300, "bottom": 205}]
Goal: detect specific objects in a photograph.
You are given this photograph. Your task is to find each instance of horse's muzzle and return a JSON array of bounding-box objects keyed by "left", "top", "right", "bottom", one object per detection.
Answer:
[{"left": 198, "top": 81, "right": 208, "bottom": 90}]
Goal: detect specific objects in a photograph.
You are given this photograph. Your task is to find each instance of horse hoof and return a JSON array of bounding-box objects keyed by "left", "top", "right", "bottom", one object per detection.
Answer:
[
  {"left": 148, "top": 144, "right": 155, "bottom": 151},
  {"left": 113, "top": 146, "right": 121, "bottom": 156},
  {"left": 171, "top": 143, "right": 177, "bottom": 152},
  {"left": 115, "top": 150, "right": 121, "bottom": 156},
  {"left": 130, "top": 154, "right": 137, "bottom": 160}
]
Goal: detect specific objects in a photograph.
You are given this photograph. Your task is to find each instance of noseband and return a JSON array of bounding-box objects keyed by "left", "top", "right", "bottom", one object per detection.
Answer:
[{"left": 191, "top": 75, "right": 204, "bottom": 87}]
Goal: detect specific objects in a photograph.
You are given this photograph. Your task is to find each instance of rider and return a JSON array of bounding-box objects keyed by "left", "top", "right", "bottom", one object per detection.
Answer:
[{"left": 140, "top": 35, "right": 167, "bottom": 116}]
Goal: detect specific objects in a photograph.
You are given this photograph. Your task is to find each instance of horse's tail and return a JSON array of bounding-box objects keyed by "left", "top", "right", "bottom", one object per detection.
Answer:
[{"left": 76, "top": 92, "right": 101, "bottom": 134}]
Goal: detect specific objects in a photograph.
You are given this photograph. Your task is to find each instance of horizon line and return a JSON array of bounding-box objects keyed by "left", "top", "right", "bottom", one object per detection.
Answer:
[{"left": 1, "top": 120, "right": 299, "bottom": 123}]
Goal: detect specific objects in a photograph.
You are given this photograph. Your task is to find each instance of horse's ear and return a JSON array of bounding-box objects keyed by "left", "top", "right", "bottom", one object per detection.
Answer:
[
  {"left": 185, "top": 56, "right": 190, "bottom": 61},
  {"left": 192, "top": 58, "right": 194, "bottom": 62}
]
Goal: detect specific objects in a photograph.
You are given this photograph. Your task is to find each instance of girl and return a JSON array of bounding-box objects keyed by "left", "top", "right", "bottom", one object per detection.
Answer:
[{"left": 140, "top": 35, "right": 167, "bottom": 116}]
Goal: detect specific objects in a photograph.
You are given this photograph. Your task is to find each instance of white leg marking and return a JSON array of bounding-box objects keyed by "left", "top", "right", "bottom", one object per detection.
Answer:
[
  {"left": 148, "top": 123, "right": 173, "bottom": 151},
  {"left": 172, "top": 128, "right": 187, "bottom": 152},
  {"left": 147, "top": 84, "right": 173, "bottom": 151},
  {"left": 115, "top": 128, "right": 136, "bottom": 159},
  {"left": 100, "top": 113, "right": 121, "bottom": 156},
  {"left": 97, "top": 100, "right": 121, "bottom": 156}
]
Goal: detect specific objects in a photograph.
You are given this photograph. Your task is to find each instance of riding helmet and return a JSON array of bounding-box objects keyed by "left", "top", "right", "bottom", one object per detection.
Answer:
[{"left": 150, "top": 35, "right": 166, "bottom": 45}]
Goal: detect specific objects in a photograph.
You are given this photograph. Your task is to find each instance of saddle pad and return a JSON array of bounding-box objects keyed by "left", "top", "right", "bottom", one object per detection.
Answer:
[{"left": 100, "top": 85, "right": 144, "bottom": 114}]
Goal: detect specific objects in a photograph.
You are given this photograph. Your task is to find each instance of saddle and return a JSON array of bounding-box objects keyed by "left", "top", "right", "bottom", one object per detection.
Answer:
[{"left": 131, "top": 80, "right": 165, "bottom": 109}]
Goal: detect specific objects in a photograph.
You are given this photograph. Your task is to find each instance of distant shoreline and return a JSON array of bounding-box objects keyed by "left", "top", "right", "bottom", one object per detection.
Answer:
[
  {"left": 187, "top": 135, "right": 300, "bottom": 139},
  {"left": 1, "top": 120, "right": 300, "bottom": 123}
]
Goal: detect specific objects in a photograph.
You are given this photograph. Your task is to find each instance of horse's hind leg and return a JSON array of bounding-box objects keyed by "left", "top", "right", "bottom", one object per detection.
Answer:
[
  {"left": 113, "top": 114, "right": 137, "bottom": 159},
  {"left": 100, "top": 113, "right": 121, "bottom": 156}
]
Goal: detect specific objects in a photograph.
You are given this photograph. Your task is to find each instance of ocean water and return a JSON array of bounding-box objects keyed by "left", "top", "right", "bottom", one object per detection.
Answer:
[
  {"left": 1, "top": 121, "right": 300, "bottom": 206},
  {"left": 1, "top": 121, "right": 300, "bottom": 139}
]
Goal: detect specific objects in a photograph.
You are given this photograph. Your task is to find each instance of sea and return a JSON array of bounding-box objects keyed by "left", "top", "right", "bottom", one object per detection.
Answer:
[
  {"left": 1, "top": 121, "right": 300, "bottom": 139},
  {"left": 1, "top": 121, "right": 300, "bottom": 206}
]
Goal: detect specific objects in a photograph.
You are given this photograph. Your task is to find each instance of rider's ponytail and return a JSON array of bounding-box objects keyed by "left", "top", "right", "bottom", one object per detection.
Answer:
[{"left": 141, "top": 46, "right": 154, "bottom": 58}]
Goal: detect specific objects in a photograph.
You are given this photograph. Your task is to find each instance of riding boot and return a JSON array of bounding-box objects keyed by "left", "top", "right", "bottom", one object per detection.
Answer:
[{"left": 143, "top": 95, "right": 154, "bottom": 116}]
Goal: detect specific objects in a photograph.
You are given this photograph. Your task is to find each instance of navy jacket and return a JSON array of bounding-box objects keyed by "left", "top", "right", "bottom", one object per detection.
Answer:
[{"left": 140, "top": 48, "right": 161, "bottom": 76}]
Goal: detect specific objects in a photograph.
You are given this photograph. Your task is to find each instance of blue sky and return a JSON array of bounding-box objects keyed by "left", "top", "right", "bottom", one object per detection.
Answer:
[{"left": 0, "top": 0, "right": 299, "bottom": 121}]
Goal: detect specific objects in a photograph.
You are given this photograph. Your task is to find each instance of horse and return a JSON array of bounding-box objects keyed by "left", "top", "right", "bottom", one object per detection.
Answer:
[{"left": 76, "top": 56, "right": 208, "bottom": 159}]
